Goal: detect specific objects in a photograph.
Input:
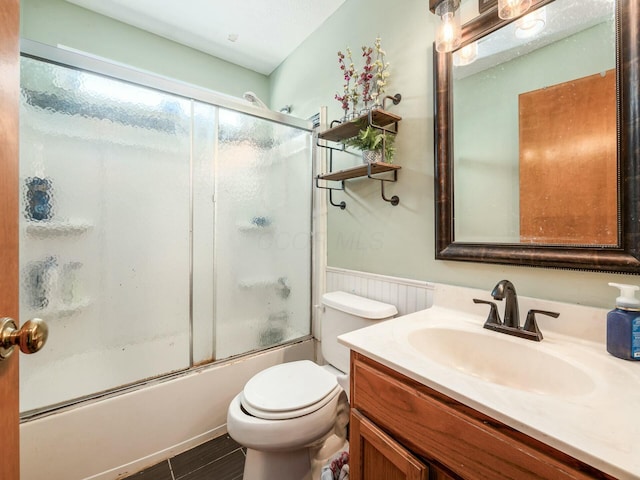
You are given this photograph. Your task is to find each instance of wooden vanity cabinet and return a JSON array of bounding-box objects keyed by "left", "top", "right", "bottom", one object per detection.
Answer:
[{"left": 349, "top": 352, "right": 614, "bottom": 480}]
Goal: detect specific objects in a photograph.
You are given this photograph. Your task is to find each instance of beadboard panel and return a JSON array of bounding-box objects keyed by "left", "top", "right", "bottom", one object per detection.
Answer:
[{"left": 325, "top": 267, "right": 434, "bottom": 316}]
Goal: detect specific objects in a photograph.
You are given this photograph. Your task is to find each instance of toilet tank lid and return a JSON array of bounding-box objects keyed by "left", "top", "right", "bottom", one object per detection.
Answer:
[{"left": 321, "top": 291, "right": 398, "bottom": 319}]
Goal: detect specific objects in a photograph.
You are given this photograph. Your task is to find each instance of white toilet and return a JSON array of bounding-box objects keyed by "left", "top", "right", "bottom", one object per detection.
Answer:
[{"left": 227, "top": 291, "right": 397, "bottom": 480}]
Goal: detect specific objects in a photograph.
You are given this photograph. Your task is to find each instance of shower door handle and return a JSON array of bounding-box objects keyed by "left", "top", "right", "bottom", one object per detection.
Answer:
[{"left": 0, "top": 317, "right": 48, "bottom": 361}]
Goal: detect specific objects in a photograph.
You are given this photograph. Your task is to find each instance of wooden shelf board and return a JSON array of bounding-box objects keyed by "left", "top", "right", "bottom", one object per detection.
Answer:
[
  {"left": 318, "top": 162, "right": 401, "bottom": 182},
  {"left": 318, "top": 110, "right": 402, "bottom": 142}
]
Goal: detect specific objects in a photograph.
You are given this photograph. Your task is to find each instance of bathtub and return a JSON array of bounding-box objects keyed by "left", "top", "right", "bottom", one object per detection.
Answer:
[{"left": 20, "top": 339, "right": 314, "bottom": 480}]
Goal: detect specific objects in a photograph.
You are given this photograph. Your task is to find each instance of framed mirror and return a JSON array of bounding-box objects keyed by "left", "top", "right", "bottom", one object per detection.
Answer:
[{"left": 434, "top": 0, "right": 640, "bottom": 273}]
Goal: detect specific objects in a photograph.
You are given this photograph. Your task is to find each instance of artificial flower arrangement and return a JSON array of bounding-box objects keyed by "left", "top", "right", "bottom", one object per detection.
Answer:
[
  {"left": 335, "top": 37, "right": 390, "bottom": 120},
  {"left": 335, "top": 37, "right": 394, "bottom": 163}
]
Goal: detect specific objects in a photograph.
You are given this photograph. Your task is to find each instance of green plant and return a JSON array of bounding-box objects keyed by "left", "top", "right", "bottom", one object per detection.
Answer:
[{"left": 344, "top": 125, "right": 395, "bottom": 163}]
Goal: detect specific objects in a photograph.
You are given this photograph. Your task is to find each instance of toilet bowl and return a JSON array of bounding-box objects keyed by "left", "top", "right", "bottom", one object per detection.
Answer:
[
  {"left": 226, "top": 292, "right": 397, "bottom": 480},
  {"left": 227, "top": 360, "right": 347, "bottom": 451}
]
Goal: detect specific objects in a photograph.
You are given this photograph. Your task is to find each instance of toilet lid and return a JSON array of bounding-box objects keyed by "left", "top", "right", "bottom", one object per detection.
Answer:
[{"left": 241, "top": 360, "right": 339, "bottom": 419}]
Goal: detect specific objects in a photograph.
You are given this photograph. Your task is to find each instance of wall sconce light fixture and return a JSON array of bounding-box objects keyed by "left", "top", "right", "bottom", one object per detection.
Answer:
[
  {"left": 431, "top": 0, "right": 462, "bottom": 53},
  {"left": 498, "top": 0, "right": 532, "bottom": 19}
]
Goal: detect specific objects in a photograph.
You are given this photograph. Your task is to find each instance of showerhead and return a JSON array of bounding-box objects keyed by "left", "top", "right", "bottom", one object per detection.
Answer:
[{"left": 242, "top": 91, "right": 269, "bottom": 109}]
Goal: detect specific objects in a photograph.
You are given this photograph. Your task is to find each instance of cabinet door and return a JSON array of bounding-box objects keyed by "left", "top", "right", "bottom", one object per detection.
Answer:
[{"left": 350, "top": 409, "right": 428, "bottom": 480}]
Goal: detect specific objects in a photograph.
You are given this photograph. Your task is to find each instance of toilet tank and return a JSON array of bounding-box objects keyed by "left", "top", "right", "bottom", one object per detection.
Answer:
[{"left": 320, "top": 291, "right": 397, "bottom": 373}]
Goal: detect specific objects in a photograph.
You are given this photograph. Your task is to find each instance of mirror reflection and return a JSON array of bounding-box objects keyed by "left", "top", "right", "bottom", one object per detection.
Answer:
[{"left": 452, "top": 0, "right": 616, "bottom": 245}]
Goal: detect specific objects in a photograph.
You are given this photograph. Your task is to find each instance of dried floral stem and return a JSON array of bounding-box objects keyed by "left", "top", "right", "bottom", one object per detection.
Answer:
[
  {"left": 335, "top": 38, "right": 390, "bottom": 118},
  {"left": 371, "top": 37, "right": 390, "bottom": 108}
]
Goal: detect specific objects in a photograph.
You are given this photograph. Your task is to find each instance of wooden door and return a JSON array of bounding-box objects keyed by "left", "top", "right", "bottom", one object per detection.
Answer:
[
  {"left": 349, "top": 409, "right": 428, "bottom": 480},
  {"left": 519, "top": 70, "right": 617, "bottom": 245},
  {"left": 0, "top": 0, "right": 21, "bottom": 478}
]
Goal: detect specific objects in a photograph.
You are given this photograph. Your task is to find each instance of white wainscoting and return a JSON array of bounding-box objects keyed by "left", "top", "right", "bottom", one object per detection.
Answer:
[{"left": 325, "top": 267, "right": 434, "bottom": 315}]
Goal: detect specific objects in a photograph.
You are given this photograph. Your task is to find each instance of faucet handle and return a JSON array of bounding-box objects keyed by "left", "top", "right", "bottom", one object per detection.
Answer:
[
  {"left": 473, "top": 299, "right": 502, "bottom": 327},
  {"left": 523, "top": 309, "right": 560, "bottom": 341}
]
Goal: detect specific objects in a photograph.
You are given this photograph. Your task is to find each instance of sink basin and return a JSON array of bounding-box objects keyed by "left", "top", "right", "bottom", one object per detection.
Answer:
[{"left": 407, "top": 327, "right": 596, "bottom": 396}]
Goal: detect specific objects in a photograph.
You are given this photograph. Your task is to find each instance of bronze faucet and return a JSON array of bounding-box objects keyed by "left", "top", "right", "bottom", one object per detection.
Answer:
[
  {"left": 491, "top": 280, "right": 520, "bottom": 328},
  {"left": 473, "top": 280, "right": 559, "bottom": 342}
]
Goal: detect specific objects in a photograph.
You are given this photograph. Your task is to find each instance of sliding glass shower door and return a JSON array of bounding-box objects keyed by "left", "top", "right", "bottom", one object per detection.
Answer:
[
  {"left": 18, "top": 54, "right": 312, "bottom": 415},
  {"left": 214, "top": 109, "right": 312, "bottom": 359}
]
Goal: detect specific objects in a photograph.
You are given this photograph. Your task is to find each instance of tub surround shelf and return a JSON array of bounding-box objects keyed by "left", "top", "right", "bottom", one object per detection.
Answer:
[
  {"left": 316, "top": 102, "right": 403, "bottom": 209},
  {"left": 237, "top": 278, "right": 287, "bottom": 288},
  {"left": 23, "top": 219, "right": 91, "bottom": 319},
  {"left": 33, "top": 298, "right": 91, "bottom": 318},
  {"left": 236, "top": 222, "right": 274, "bottom": 233},
  {"left": 25, "top": 220, "right": 93, "bottom": 237}
]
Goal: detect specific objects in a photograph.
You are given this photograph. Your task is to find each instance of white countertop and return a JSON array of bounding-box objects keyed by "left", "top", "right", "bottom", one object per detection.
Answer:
[{"left": 338, "top": 283, "right": 640, "bottom": 480}]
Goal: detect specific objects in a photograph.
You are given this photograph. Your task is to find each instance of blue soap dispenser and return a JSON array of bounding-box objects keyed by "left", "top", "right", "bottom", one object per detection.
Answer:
[{"left": 607, "top": 282, "right": 640, "bottom": 361}]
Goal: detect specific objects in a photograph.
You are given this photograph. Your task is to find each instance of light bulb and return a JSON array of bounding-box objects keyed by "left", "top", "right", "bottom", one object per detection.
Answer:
[
  {"left": 515, "top": 7, "right": 546, "bottom": 39},
  {"left": 453, "top": 42, "right": 478, "bottom": 66},
  {"left": 498, "top": 0, "right": 532, "bottom": 20},
  {"left": 435, "top": 0, "right": 461, "bottom": 53}
]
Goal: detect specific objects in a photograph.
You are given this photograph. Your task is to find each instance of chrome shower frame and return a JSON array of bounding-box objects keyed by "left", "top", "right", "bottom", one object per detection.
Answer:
[{"left": 19, "top": 38, "right": 316, "bottom": 421}]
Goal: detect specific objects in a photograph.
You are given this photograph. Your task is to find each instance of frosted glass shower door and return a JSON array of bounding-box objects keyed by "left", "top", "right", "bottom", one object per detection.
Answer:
[
  {"left": 215, "top": 109, "right": 312, "bottom": 359},
  {"left": 19, "top": 57, "right": 192, "bottom": 412}
]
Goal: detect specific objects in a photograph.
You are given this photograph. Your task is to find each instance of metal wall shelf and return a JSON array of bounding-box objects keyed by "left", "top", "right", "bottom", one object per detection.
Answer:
[
  {"left": 318, "top": 162, "right": 401, "bottom": 182},
  {"left": 318, "top": 109, "right": 402, "bottom": 142},
  {"left": 316, "top": 95, "right": 402, "bottom": 209}
]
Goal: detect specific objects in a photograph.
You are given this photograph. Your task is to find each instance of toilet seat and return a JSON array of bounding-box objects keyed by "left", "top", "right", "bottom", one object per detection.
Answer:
[
  {"left": 241, "top": 360, "right": 341, "bottom": 420},
  {"left": 227, "top": 388, "right": 349, "bottom": 452}
]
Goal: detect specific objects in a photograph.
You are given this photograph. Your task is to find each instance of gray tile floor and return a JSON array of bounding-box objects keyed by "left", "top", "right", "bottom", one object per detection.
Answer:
[{"left": 124, "top": 434, "right": 245, "bottom": 480}]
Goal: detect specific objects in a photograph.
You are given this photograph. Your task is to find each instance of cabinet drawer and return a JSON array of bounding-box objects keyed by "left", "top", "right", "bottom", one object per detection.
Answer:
[{"left": 351, "top": 353, "right": 612, "bottom": 480}]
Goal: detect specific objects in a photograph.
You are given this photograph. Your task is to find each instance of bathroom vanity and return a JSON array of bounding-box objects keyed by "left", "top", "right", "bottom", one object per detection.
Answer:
[
  {"left": 349, "top": 352, "right": 612, "bottom": 480},
  {"left": 339, "top": 283, "right": 640, "bottom": 480}
]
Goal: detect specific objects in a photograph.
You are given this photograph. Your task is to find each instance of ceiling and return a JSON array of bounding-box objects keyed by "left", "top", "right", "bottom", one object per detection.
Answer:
[{"left": 65, "top": 0, "right": 347, "bottom": 75}]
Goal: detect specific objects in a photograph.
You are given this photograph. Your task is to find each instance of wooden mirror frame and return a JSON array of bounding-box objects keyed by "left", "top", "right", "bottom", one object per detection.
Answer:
[{"left": 434, "top": 0, "right": 640, "bottom": 273}]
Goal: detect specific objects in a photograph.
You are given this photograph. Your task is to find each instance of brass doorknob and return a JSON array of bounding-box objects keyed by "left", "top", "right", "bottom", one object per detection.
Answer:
[{"left": 0, "top": 317, "right": 48, "bottom": 360}]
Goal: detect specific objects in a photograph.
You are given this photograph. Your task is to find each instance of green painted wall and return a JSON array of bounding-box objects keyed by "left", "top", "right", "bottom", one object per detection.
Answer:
[
  {"left": 270, "top": 0, "right": 634, "bottom": 309},
  {"left": 21, "top": 0, "right": 637, "bottom": 309},
  {"left": 20, "top": 0, "right": 270, "bottom": 102}
]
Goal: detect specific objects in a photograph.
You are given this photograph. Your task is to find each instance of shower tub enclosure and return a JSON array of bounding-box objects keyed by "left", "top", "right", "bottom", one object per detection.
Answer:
[{"left": 18, "top": 41, "right": 315, "bottom": 480}]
